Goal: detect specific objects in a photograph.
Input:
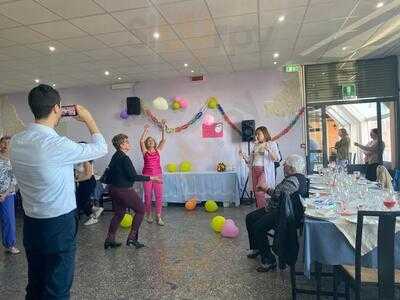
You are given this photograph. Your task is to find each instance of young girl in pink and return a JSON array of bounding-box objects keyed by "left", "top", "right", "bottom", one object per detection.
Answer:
[{"left": 140, "top": 122, "right": 166, "bottom": 226}]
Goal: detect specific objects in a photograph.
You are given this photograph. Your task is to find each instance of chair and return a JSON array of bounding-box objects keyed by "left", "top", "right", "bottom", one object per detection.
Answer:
[{"left": 335, "top": 210, "right": 400, "bottom": 300}]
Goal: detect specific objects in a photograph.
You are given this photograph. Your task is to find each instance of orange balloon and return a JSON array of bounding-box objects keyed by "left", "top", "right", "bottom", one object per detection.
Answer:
[{"left": 185, "top": 197, "right": 197, "bottom": 210}]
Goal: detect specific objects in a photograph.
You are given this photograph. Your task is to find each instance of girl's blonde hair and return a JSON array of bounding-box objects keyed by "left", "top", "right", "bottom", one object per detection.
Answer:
[{"left": 144, "top": 137, "right": 157, "bottom": 149}]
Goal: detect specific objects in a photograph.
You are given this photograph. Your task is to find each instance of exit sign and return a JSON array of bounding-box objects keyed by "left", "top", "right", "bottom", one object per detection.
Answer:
[
  {"left": 342, "top": 83, "right": 357, "bottom": 100},
  {"left": 285, "top": 64, "right": 300, "bottom": 72}
]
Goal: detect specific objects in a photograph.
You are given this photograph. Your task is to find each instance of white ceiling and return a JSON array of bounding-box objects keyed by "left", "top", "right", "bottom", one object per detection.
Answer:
[{"left": 0, "top": 0, "right": 399, "bottom": 94}]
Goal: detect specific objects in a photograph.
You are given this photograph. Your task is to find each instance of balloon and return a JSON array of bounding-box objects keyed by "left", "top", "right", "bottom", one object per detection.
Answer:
[
  {"left": 120, "top": 213, "right": 134, "bottom": 228},
  {"left": 204, "top": 200, "right": 218, "bottom": 212},
  {"left": 208, "top": 97, "right": 218, "bottom": 109},
  {"left": 166, "top": 163, "right": 177, "bottom": 172},
  {"left": 120, "top": 110, "right": 129, "bottom": 119},
  {"left": 153, "top": 97, "right": 169, "bottom": 110},
  {"left": 172, "top": 100, "right": 181, "bottom": 110},
  {"left": 203, "top": 114, "right": 215, "bottom": 126},
  {"left": 185, "top": 197, "right": 197, "bottom": 210},
  {"left": 179, "top": 99, "right": 188, "bottom": 109},
  {"left": 180, "top": 161, "right": 192, "bottom": 172},
  {"left": 221, "top": 219, "right": 239, "bottom": 238},
  {"left": 211, "top": 215, "right": 225, "bottom": 233}
]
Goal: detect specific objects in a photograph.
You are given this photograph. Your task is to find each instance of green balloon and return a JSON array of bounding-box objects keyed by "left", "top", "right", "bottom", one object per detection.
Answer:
[
  {"left": 205, "top": 200, "right": 218, "bottom": 212},
  {"left": 180, "top": 161, "right": 192, "bottom": 172},
  {"left": 166, "top": 163, "right": 177, "bottom": 172}
]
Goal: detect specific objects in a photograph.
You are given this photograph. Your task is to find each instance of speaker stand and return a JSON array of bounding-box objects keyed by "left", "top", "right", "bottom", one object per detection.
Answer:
[{"left": 240, "top": 141, "right": 254, "bottom": 205}]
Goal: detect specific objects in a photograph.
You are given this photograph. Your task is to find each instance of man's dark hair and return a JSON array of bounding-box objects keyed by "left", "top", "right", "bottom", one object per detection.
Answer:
[{"left": 28, "top": 84, "right": 61, "bottom": 120}]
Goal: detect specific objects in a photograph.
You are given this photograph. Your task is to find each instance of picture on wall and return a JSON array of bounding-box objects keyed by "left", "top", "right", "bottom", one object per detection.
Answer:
[{"left": 202, "top": 122, "right": 223, "bottom": 138}]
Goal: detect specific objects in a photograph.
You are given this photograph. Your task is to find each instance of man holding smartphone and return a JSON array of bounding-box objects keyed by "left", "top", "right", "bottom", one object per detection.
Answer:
[{"left": 10, "top": 84, "right": 108, "bottom": 299}]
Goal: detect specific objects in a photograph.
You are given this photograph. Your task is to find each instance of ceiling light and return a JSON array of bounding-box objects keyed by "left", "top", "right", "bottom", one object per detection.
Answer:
[
  {"left": 342, "top": 46, "right": 347, "bottom": 51},
  {"left": 190, "top": 70, "right": 194, "bottom": 73},
  {"left": 376, "top": 2, "right": 384, "bottom": 8},
  {"left": 273, "top": 52, "right": 279, "bottom": 58},
  {"left": 52, "top": 83, "right": 56, "bottom": 87},
  {"left": 104, "top": 70, "right": 110, "bottom": 76},
  {"left": 117, "top": 77, "right": 122, "bottom": 80},
  {"left": 273, "top": 61, "right": 278, "bottom": 65},
  {"left": 184, "top": 63, "right": 188, "bottom": 67},
  {"left": 278, "top": 15, "right": 285, "bottom": 22},
  {"left": 49, "top": 46, "right": 56, "bottom": 52},
  {"left": 34, "top": 79, "right": 40, "bottom": 83},
  {"left": 153, "top": 32, "right": 160, "bottom": 39}
]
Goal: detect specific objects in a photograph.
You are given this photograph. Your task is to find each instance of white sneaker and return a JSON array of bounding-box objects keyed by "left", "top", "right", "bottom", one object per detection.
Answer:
[
  {"left": 5, "top": 246, "right": 20, "bottom": 254},
  {"left": 84, "top": 216, "right": 98, "bottom": 226},
  {"left": 92, "top": 206, "right": 104, "bottom": 219}
]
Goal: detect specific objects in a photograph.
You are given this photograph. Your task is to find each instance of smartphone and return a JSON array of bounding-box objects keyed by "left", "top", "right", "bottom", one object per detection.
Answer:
[{"left": 61, "top": 105, "right": 77, "bottom": 117}]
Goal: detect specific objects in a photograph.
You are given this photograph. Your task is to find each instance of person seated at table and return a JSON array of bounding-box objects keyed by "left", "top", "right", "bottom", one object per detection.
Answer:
[
  {"left": 245, "top": 154, "right": 308, "bottom": 272},
  {"left": 354, "top": 128, "right": 384, "bottom": 181}
]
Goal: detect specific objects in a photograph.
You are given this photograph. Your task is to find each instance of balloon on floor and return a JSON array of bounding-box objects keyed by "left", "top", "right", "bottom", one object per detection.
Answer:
[
  {"left": 204, "top": 200, "right": 218, "bottom": 212},
  {"left": 185, "top": 197, "right": 197, "bottom": 210},
  {"left": 221, "top": 219, "right": 239, "bottom": 238},
  {"left": 211, "top": 215, "right": 225, "bottom": 232},
  {"left": 120, "top": 213, "right": 134, "bottom": 228}
]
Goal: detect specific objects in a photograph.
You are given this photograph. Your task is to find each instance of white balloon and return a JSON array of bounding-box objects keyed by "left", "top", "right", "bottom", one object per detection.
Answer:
[{"left": 152, "top": 97, "right": 169, "bottom": 110}]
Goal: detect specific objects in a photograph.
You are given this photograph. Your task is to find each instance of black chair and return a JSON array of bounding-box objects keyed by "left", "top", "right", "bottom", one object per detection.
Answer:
[{"left": 335, "top": 210, "right": 400, "bottom": 300}]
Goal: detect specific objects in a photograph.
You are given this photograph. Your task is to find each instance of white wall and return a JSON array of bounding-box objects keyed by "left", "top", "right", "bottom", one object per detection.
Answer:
[{"left": 7, "top": 70, "right": 305, "bottom": 182}]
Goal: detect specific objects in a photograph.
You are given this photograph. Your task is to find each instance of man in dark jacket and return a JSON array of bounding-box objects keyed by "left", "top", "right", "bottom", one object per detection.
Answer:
[{"left": 245, "top": 154, "right": 308, "bottom": 272}]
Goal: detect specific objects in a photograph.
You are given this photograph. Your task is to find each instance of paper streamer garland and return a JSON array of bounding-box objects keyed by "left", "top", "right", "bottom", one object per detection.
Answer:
[{"left": 143, "top": 100, "right": 305, "bottom": 141}]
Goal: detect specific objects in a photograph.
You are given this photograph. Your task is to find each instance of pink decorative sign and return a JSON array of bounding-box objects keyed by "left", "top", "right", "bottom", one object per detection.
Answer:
[{"left": 202, "top": 122, "right": 223, "bottom": 138}]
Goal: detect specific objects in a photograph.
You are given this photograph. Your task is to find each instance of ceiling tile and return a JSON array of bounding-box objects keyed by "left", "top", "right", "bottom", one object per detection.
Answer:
[
  {"left": 260, "top": 23, "right": 301, "bottom": 41},
  {"left": 300, "top": 19, "right": 346, "bottom": 38},
  {"left": 0, "top": 0, "right": 61, "bottom": 25},
  {"left": 198, "top": 54, "right": 230, "bottom": 65},
  {"left": 30, "top": 21, "right": 88, "bottom": 39},
  {"left": 27, "top": 40, "right": 73, "bottom": 54},
  {"left": 0, "top": 26, "right": 50, "bottom": 43},
  {"left": 173, "top": 20, "right": 217, "bottom": 39},
  {"left": 113, "top": 44, "right": 155, "bottom": 57},
  {"left": 158, "top": 0, "right": 210, "bottom": 24},
  {"left": 294, "top": 35, "right": 327, "bottom": 53},
  {"left": 220, "top": 30, "right": 258, "bottom": 46},
  {"left": 93, "top": 0, "right": 150, "bottom": 12},
  {"left": 150, "top": 39, "right": 186, "bottom": 53},
  {"left": 225, "top": 42, "right": 259, "bottom": 56},
  {"left": 0, "top": 37, "right": 17, "bottom": 48},
  {"left": 205, "top": 64, "right": 234, "bottom": 74},
  {"left": 206, "top": 0, "right": 257, "bottom": 18},
  {"left": 0, "top": 52, "right": 10, "bottom": 60},
  {"left": 214, "top": 14, "right": 258, "bottom": 35},
  {"left": 261, "top": 38, "right": 294, "bottom": 53},
  {"left": 0, "top": 14, "right": 20, "bottom": 29},
  {"left": 230, "top": 52, "right": 260, "bottom": 64},
  {"left": 259, "top": 0, "right": 308, "bottom": 11},
  {"left": 112, "top": 7, "right": 166, "bottom": 30},
  {"left": 160, "top": 50, "right": 196, "bottom": 63},
  {"left": 152, "top": 0, "right": 190, "bottom": 4},
  {"left": 259, "top": 6, "right": 306, "bottom": 28},
  {"left": 140, "top": 63, "right": 174, "bottom": 72},
  {"left": 70, "top": 14, "right": 125, "bottom": 35},
  {"left": 84, "top": 48, "right": 126, "bottom": 60},
  {"left": 59, "top": 36, "right": 107, "bottom": 51},
  {"left": 305, "top": 1, "right": 357, "bottom": 23},
  {"left": 232, "top": 61, "right": 260, "bottom": 72},
  {"left": 94, "top": 31, "right": 141, "bottom": 47},
  {"left": 192, "top": 46, "right": 226, "bottom": 57},
  {"left": 130, "top": 54, "right": 164, "bottom": 65},
  {"left": 37, "top": 0, "right": 105, "bottom": 19},
  {"left": 135, "top": 25, "right": 179, "bottom": 43},
  {"left": 184, "top": 35, "right": 222, "bottom": 50}
]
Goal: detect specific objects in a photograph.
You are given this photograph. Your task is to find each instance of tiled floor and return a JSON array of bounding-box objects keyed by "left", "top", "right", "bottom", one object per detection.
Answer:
[{"left": 0, "top": 205, "right": 391, "bottom": 299}]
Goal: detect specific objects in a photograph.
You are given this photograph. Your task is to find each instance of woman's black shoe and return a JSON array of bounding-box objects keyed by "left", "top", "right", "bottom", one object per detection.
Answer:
[
  {"left": 126, "top": 240, "right": 145, "bottom": 249},
  {"left": 256, "top": 262, "right": 277, "bottom": 273},
  {"left": 104, "top": 240, "right": 122, "bottom": 249},
  {"left": 247, "top": 252, "right": 260, "bottom": 259}
]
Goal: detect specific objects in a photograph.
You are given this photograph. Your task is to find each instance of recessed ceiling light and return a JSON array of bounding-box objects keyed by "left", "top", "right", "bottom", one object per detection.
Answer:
[
  {"left": 190, "top": 70, "right": 194, "bottom": 73},
  {"left": 278, "top": 15, "right": 285, "bottom": 22},
  {"left": 52, "top": 83, "right": 56, "bottom": 87},
  {"left": 273, "top": 52, "right": 279, "bottom": 58},
  {"left": 34, "top": 79, "right": 40, "bottom": 83},
  {"left": 153, "top": 32, "right": 160, "bottom": 39},
  {"left": 49, "top": 46, "right": 55, "bottom": 52},
  {"left": 104, "top": 70, "right": 110, "bottom": 76},
  {"left": 117, "top": 77, "right": 122, "bottom": 80},
  {"left": 322, "top": 72, "right": 326, "bottom": 75},
  {"left": 376, "top": 2, "right": 384, "bottom": 8},
  {"left": 273, "top": 61, "right": 278, "bottom": 65},
  {"left": 184, "top": 63, "right": 188, "bottom": 67},
  {"left": 342, "top": 46, "right": 347, "bottom": 51}
]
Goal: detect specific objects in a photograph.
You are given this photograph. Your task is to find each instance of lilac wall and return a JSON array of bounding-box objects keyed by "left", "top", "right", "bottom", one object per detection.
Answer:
[{"left": 7, "top": 70, "right": 305, "bottom": 180}]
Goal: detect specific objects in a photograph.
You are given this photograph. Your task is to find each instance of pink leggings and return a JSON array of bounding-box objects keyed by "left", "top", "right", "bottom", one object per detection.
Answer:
[
  {"left": 252, "top": 166, "right": 267, "bottom": 208},
  {"left": 143, "top": 175, "right": 163, "bottom": 216}
]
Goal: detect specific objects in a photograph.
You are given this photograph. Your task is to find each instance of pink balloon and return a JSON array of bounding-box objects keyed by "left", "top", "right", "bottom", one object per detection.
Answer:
[
  {"left": 120, "top": 110, "right": 129, "bottom": 119},
  {"left": 224, "top": 219, "right": 235, "bottom": 226},
  {"left": 179, "top": 99, "right": 188, "bottom": 109},
  {"left": 221, "top": 221, "right": 239, "bottom": 238},
  {"left": 203, "top": 114, "right": 215, "bottom": 126},
  {"left": 174, "top": 96, "right": 183, "bottom": 102}
]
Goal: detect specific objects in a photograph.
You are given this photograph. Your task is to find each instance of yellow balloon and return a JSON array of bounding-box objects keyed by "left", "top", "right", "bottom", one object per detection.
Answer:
[
  {"left": 172, "top": 100, "right": 181, "bottom": 110},
  {"left": 205, "top": 200, "right": 218, "bottom": 212},
  {"left": 180, "top": 161, "right": 192, "bottom": 172},
  {"left": 166, "top": 163, "right": 177, "bottom": 172},
  {"left": 211, "top": 216, "right": 225, "bottom": 232},
  {"left": 120, "top": 213, "right": 134, "bottom": 228},
  {"left": 207, "top": 97, "right": 218, "bottom": 109}
]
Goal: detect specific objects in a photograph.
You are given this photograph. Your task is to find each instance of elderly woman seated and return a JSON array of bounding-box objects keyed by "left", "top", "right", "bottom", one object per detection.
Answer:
[{"left": 245, "top": 154, "right": 308, "bottom": 272}]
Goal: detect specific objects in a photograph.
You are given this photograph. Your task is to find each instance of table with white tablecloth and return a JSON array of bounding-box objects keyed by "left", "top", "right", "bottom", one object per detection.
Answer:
[{"left": 163, "top": 171, "right": 240, "bottom": 207}]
